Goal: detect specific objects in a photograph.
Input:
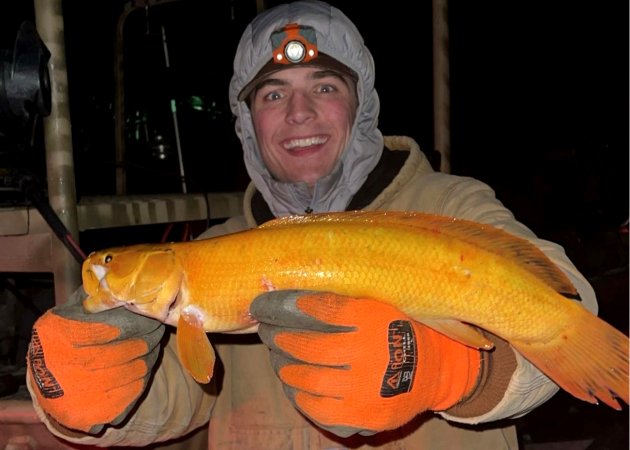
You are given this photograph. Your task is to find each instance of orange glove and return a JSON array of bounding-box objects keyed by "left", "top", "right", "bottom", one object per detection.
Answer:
[
  {"left": 250, "top": 290, "right": 481, "bottom": 437},
  {"left": 27, "top": 288, "right": 164, "bottom": 434}
]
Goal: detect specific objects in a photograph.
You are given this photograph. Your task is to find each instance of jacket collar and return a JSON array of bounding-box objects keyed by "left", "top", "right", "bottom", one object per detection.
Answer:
[{"left": 248, "top": 145, "right": 409, "bottom": 225}]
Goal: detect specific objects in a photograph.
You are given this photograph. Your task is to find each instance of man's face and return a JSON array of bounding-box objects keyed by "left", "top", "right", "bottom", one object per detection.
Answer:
[{"left": 250, "top": 66, "right": 358, "bottom": 187}]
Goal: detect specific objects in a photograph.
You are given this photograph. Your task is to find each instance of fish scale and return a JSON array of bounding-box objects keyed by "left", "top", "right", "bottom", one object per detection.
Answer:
[
  {"left": 81, "top": 210, "right": 629, "bottom": 410},
  {"left": 177, "top": 220, "right": 563, "bottom": 340}
]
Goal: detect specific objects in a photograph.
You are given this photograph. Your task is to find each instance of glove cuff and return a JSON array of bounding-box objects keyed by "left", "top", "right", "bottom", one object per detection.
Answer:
[{"left": 412, "top": 322, "right": 482, "bottom": 411}]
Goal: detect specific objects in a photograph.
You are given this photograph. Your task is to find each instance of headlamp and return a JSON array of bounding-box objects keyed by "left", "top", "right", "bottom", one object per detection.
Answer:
[{"left": 271, "top": 23, "right": 318, "bottom": 64}]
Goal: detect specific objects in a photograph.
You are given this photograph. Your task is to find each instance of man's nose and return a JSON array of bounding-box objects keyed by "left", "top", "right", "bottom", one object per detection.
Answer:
[{"left": 286, "top": 91, "right": 316, "bottom": 124}]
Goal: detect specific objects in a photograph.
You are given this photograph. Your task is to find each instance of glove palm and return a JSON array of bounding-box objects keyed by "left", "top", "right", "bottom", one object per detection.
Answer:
[{"left": 251, "top": 290, "right": 481, "bottom": 436}]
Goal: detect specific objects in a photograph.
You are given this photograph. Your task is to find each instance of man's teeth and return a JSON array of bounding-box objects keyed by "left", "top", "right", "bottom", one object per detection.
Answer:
[{"left": 283, "top": 136, "right": 327, "bottom": 150}]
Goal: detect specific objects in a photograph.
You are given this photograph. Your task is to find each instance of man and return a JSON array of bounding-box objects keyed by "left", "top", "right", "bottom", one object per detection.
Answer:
[{"left": 27, "top": 1, "right": 597, "bottom": 448}]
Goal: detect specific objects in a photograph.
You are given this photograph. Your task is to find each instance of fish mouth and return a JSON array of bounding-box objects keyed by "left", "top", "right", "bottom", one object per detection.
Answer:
[
  {"left": 84, "top": 264, "right": 125, "bottom": 307},
  {"left": 90, "top": 264, "right": 116, "bottom": 298},
  {"left": 90, "top": 264, "right": 107, "bottom": 283},
  {"left": 82, "top": 264, "right": 124, "bottom": 312}
]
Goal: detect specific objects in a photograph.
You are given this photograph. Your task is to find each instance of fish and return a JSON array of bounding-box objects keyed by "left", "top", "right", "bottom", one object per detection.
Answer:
[{"left": 81, "top": 210, "right": 629, "bottom": 410}]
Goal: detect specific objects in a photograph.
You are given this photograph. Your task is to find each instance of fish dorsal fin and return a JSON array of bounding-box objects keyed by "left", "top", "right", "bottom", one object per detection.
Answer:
[{"left": 260, "top": 211, "right": 577, "bottom": 296}]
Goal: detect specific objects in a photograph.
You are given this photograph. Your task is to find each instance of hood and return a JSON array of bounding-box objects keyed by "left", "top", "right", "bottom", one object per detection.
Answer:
[{"left": 229, "top": 0, "right": 383, "bottom": 216}]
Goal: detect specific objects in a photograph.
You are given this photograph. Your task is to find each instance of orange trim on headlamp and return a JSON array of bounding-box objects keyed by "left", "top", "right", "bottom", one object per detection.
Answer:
[{"left": 271, "top": 23, "right": 318, "bottom": 65}]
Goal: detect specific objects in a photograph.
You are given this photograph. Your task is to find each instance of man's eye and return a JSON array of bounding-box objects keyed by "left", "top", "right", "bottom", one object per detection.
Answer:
[
  {"left": 317, "top": 84, "right": 337, "bottom": 94},
  {"left": 264, "top": 91, "right": 283, "bottom": 101}
]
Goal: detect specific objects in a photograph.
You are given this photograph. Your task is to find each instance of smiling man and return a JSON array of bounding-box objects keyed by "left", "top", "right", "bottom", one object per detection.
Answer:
[
  {"left": 249, "top": 66, "right": 358, "bottom": 189},
  {"left": 230, "top": 8, "right": 385, "bottom": 219},
  {"left": 26, "top": 1, "right": 598, "bottom": 449}
]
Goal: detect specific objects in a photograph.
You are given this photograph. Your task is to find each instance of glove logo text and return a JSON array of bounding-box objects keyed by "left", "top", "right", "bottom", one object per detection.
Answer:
[
  {"left": 28, "top": 329, "right": 64, "bottom": 399},
  {"left": 380, "top": 320, "right": 417, "bottom": 397}
]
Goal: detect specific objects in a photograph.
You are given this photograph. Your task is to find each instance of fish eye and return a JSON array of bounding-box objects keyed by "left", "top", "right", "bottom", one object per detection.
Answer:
[{"left": 104, "top": 254, "right": 113, "bottom": 263}]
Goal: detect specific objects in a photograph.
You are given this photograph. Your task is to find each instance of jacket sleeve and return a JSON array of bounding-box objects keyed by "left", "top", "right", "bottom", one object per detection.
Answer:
[{"left": 414, "top": 172, "right": 597, "bottom": 424}]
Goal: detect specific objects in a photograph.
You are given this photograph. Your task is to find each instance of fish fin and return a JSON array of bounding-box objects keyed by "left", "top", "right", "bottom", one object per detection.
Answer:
[
  {"left": 261, "top": 211, "right": 577, "bottom": 296},
  {"left": 177, "top": 311, "right": 216, "bottom": 384},
  {"left": 512, "top": 305, "right": 629, "bottom": 409},
  {"left": 420, "top": 318, "right": 495, "bottom": 350}
]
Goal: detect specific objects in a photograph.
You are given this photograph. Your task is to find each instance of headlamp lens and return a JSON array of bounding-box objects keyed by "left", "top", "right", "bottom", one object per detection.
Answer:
[
  {"left": 284, "top": 40, "right": 306, "bottom": 63},
  {"left": 271, "top": 23, "right": 318, "bottom": 65}
]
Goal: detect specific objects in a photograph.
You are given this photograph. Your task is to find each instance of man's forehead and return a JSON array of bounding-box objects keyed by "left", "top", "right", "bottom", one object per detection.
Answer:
[
  {"left": 259, "top": 66, "right": 348, "bottom": 83},
  {"left": 238, "top": 52, "right": 358, "bottom": 102}
]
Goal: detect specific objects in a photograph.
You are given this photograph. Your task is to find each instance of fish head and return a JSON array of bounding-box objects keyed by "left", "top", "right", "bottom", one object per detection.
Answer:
[{"left": 82, "top": 244, "right": 183, "bottom": 321}]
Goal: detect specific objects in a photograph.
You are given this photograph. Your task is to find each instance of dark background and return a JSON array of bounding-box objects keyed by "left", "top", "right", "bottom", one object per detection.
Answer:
[
  {"left": 2, "top": 1, "right": 627, "bottom": 234},
  {"left": 0, "top": 1, "right": 628, "bottom": 448}
]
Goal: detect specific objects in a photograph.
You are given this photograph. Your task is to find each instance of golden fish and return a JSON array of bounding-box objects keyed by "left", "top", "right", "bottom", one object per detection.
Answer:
[{"left": 82, "top": 210, "right": 629, "bottom": 410}]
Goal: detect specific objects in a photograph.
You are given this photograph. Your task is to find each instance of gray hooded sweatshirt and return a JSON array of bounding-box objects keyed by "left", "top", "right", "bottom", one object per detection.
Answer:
[{"left": 229, "top": 0, "right": 384, "bottom": 217}]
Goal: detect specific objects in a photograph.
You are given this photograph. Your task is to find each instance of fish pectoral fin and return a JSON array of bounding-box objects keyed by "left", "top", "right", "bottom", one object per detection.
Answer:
[
  {"left": 421, "top": 319, "right": 495, "bottom": 350},
  {"left": 177, "top": 312, "right": 216, "bottom": 384}
]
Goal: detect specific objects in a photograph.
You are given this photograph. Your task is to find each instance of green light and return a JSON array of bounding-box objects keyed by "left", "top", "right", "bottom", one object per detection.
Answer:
[{"left": 189, "top": 96, "right": 204, "bottom": 111}]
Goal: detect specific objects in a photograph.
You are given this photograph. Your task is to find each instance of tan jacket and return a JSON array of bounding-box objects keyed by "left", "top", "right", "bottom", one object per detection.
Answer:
[{"left": 31, "top": 137, "right": 597, "bottom": 449}]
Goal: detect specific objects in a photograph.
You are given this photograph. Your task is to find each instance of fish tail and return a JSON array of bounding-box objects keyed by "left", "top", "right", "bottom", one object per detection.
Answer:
[{"left": 514, "top": 307, "right": 629, "bottom": 409}]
